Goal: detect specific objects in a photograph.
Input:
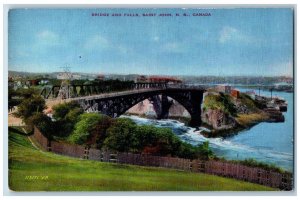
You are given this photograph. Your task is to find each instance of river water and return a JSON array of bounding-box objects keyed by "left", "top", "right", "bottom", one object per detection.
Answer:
[{"left": 122, "top": 88, "right": 294, "bottom": 172}]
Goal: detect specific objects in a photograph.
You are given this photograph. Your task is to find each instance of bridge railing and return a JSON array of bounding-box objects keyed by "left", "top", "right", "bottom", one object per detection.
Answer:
[{"left": 41, "top": 82, "right": 168, "bottom": 99}]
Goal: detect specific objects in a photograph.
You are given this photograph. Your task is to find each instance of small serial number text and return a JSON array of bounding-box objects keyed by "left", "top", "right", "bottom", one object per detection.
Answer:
[{"left": 25, "top": 175, "right": 49, "bottom": 180}]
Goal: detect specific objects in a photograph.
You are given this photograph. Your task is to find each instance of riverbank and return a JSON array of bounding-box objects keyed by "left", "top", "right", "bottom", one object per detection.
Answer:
[
  {"left": 200, "top": 91, "right": 288, "bottom": 137},
  {"left": 126, "top": 91, "right": 286, "bottom": 138},
  {"left": 125, "top": 110, "right": 274, "bottom": 138},
  {"left": 201, "top": 112, "right": 271, "bottom": 138},
  {"left": 96, "top": 90, "right": 294, "bottom": 172}
]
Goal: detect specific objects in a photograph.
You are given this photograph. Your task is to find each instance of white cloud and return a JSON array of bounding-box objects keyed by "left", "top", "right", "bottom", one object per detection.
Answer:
[
  {"left": 12, "top": 47, "right": 30, "bottom": 58},
  {"left": 219, "top": 26, "right": 252, "bottom": 44},
  {"left": 84, "top": 35, "right": 109, "bottom": 50},
  {"left": 161, "top": 42, "right": 185, "bottom": 53},
  {"left": 36, "top": 30, "right": 59, "bottom": 45},
  {"left": 116, "top": 45, "right": 129, "bottom": 54},
  {"left": 84, "top": 35, "right": 131, "bottom": 55},
  {"left": 153, "top": 36, "right": 160, "bottom": 42}
]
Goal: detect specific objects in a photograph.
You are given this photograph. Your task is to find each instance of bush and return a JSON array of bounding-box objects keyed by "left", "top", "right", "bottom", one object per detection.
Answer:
[
  {"left": 103, "top": 119, "right": 215, "bottom": 159},
  {"left": 64, "top": 112, "right": 216, "bottom": 159},
  {"left": 235, "top": 158, "right": 285, "bottom": 173},
  {"left": 52, "top": 102, "right": 83, "bottom": 137},
  {"left": 203, "top": 93, "right": 237, "bottom": 116},
  {"left": 154, "top": 127, "right": 182, "bottom": 156},
  {"left": 69, "top": 113, "right": 110, "bottom": 145},
  {"left": 103, "top": 118, "right": 138, "bottom": 152},
  {"left": 52, "top": 101, "right": 82, "bottom": 121},
  {"left": 14, "top": 94, "right": 46, "bottom": 124},
  {"left": 195, "top": 141, "right": 215, "bottom": 160},
  {"left": 27, "top": 112, "right": 54, "bottom": 139}
]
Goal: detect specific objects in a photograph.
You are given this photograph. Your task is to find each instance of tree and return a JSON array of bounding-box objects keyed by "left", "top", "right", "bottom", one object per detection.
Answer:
[
  {"left": 69, "top": 113, "right": 110, "bottom": 145},
  {"left": 52, "top": 101, "right": 81, "bottom": 121},
  {"left": 154, "top": 127, "right": 182, "bottom": 156},
  {"left": 52, "top": 102, "right": 83, "bottom": 137},
  {"left": 195, "top": 141, "right": 215, "bottom": 160},
  {"left": 135, "top": 125, "right": 158, "bottom": 149},
  {"left": 14, "top": 94, "right": 46, "bottom": 125},
  {"left": 16, "top": 88, "right": 38, "bottom": 99},
  {"left": 103, "top": 118, "right": 138, "bottom": 152},
  {"left": 8, "top": 87, "right": 21, "bottom": 110},
  {"left": 27, "top": 112, "right": 54, "bottom": 139},
  {"left": 177, "top": 142, "right": 197, "bottom": 159}
]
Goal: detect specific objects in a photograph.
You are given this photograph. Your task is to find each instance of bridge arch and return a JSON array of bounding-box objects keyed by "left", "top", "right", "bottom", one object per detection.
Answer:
[{"left": 77, "top": 88, "right": 204, "bottom": 127}]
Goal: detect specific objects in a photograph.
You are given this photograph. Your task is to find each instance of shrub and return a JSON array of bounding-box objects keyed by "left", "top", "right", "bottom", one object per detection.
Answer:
[
  {"left": 52, "top": 101, "right": 82, "bottom": 121},
  {"left": 195, "top": 141, "right": 215, "bottom": 160},
  {"left": 203, "top": 93, "right": 237, "bottom": 116},
  {"left": 236, "top": 158, "right": 285, "bottom": 173},
  {"left": 14, "top": 94, "right": 46, "bottom": 124},
  {"left": 27, "top": 112, "right": 54, "bottom": 139},
  {"left": 52, "top": 102, "right": 83, "bottom": 137},
  {"left": 103, "top": 118, "right": 138, "bottom": 152},
  {"left": 103, "top": 119, "right": 214, "bottom": 159},
  {"left": 69, "top": 113, "right": 110, "bottom": 145}
]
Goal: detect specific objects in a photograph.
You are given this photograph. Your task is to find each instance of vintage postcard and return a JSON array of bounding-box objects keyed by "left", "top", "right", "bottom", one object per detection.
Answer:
[{"left": 6, "top": 7, "right": 294, "bottom": 192}]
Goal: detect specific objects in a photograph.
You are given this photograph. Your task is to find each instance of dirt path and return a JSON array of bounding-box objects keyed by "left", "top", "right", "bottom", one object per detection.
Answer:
[{"left": 8, "top": 114, "right": 24, "bottom": 126}]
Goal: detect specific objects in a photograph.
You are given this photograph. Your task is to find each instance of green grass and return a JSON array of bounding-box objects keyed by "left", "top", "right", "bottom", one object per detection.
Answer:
[
  {"left": 236, "top": 113, "right": 269, "bottom": 127},
  {"left": 203, "top": 93, "right": 237, "bottom": 116},
  {"left": 8, "top": 130, "right": 276, "bottom": 191}
]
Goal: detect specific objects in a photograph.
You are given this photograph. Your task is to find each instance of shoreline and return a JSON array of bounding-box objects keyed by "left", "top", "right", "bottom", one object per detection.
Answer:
[{"left": 123, "top": 111, "right": 273, "bottom": 139}]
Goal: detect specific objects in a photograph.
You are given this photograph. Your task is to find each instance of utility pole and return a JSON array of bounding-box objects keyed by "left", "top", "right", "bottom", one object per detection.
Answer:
[
  {"left": 57, "top": 65, "right": 72, "bottom": 99},
  {"left": 270, "top": 88, "right": 273, "bottom": 100}
]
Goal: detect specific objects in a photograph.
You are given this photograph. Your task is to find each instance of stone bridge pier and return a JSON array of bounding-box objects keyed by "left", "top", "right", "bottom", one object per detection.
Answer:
[
  {"left": 164, "top": 89, "right": 203, "bottom": 127},
  {"left": 149, "top": 94, "right": 174, "bottom": 119}
]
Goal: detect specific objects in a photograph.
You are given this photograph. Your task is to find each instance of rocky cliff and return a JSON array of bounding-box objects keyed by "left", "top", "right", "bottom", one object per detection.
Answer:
[{"left": 201, "top": 108, "right": 237, "bottom": 130}]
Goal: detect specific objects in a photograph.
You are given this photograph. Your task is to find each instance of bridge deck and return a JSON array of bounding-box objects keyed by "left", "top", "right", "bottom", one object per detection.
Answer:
[
  {"left": 57, "top": 87, "right": 205, "bottom": 101},
  {"left": 67, "top": 88, "right": 165, "bottom": 101}
]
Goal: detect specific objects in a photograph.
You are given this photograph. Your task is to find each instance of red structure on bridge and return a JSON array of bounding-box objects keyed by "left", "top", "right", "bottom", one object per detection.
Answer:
[{"left": 136, "top": 75, "right": 182, "bottom": 84}]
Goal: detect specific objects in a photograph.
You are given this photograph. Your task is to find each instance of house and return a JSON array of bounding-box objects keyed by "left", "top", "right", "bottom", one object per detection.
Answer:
[
  {"left": 147, "top": 76, "right": 182, "bottom": 84},
  {"left": 231, "top": 89, "right": 240, "bottom": 98},
  {"left": 135, "top": 75, "right": 148, "bottom": 83},
  {"left": 28, "top": 79, "right": 39, "bottom": 86},
  {"left": 96, "top": 74, "right": 105, "bottom": 81},
  {"left": 215, "top": 85, "right": 232, "bottom": 94}
]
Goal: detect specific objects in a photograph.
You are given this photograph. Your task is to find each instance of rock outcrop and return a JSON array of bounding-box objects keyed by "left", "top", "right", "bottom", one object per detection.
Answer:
[{"left": 202, "top": 109, "right": 237, "bottom": 130}]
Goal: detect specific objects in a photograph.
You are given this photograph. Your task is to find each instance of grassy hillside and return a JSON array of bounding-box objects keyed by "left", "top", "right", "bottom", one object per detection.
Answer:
[
  {"left": 8, "top": 129, "right": 275, "bottom": 191},
  {"left": 203, "top": 93, "right": 237, "bottom": 116}
]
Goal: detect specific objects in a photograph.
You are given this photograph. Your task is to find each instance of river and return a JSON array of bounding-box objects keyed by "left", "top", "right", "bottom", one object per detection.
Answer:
[{"left": 121, "top": 87, "right": 294, "bottom": 172}]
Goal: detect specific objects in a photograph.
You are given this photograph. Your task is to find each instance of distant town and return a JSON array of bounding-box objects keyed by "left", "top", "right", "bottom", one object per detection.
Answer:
[{"left": 8, "top": 70, "right": 293, "bottom": 92}]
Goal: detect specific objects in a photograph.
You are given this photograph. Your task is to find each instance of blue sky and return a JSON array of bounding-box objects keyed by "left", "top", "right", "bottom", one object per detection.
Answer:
[{"left": 8, "top": 8, "right": 293, "bottom": 76}]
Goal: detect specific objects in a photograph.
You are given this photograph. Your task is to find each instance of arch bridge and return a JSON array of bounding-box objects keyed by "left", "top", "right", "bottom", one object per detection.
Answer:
[
  {"left": 41, "top": 82, "right": 205, "bottom": 127},
  {"left": 74, "top": 88, "right": 205, "bottom": 127}
]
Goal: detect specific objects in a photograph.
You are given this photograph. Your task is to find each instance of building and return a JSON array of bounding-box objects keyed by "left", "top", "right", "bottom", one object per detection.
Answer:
[
  {"left": 96, "top": 74, "right": 105, "bottom": 81},
  {"left": 135, "top": 75, "right": 148, "bottom": 83},
  {"left": 28, "top": 79, "right": 39, "bottom": 86},
  {"left": 230, "top": 89, "right": 240, "bottom": 98},
  {"left": 135, "top": 75, "right": 182, "bottom": 84},
  {"left": 215, "top": 85, "right": 232, "bottom": 94},
  {"left": 148, "top": 76, "right": 182, "bottom": 84}
]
